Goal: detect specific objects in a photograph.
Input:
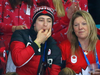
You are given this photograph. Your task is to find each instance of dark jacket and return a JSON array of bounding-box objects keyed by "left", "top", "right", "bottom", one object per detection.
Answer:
[{"left": 10, "top": 26, "right": 62, "bottom": 75}]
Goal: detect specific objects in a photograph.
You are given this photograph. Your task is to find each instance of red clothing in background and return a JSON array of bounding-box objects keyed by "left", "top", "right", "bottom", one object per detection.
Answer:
[{"left": 0, "top": 0, "right": 35, "bottom": 50}]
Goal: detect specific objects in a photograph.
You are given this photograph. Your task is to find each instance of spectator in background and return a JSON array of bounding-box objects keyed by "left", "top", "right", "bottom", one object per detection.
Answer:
[
  {"left": 0, "top": 0, "right": 9, "bottom": 75},
  {"left": 2, "top": 0, "right": 35, "bottom": 73},
  {"left": 0, "top": 0, "right": 34, "bottom": 51},
  {"left": 0, "top": 0, "right": 4, "bottom": 23},
  {"left": 0, "top": 0, "right": 25, "bottom": 35}
]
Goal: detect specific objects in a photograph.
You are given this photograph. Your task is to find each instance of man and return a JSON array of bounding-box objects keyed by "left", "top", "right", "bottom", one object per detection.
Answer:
[{"left": 10, "top": 6, "right": 62, "bottom": 75}]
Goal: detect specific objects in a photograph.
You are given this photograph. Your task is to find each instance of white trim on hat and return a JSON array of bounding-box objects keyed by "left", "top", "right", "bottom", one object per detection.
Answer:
[
  {"left": 32, "top": 10, "right": 54, "bottom": 21},
  {"left": 34, "top": 6, "right": 54, "bottom": 14}
]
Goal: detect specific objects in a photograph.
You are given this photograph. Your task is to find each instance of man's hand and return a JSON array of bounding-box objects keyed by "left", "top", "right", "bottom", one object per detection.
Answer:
[{"left": 35, "top": 28, "right": 51, "bottom": 44}]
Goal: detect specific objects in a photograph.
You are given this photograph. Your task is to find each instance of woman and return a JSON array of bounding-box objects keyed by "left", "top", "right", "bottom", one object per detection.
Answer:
[{"left": 59, "top": 10, "right": 100, "bottom": 75}]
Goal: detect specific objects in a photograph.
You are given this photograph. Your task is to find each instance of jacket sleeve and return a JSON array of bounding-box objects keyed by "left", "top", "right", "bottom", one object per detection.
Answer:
[
  {"left": 78, "top": 0, "right": 88, "bottom": 11},
  {"left": 10, "top": 41, "right": 36, "bottom": 67},
  {"left": 0, "top": 0, "right": 3, "bottom": 22},
  {"left": 51, "top": 0, "right": 71, "bottom": 44},
  {"left": 59, "top": 42, "right": 66, "bottom": 61},
  {"left": 59, "top": 42, "right": 67, "bottom": 69},
  {"left": 0, "top": 0, "right": 13, "bottom": 33},
  {"left": 59, "top": 40, "right": 71, "bottom": 69},
  {"left": 0, "top": 23, "right": 12, "bottom": 33},
  {"left": 10, "top": 30, "right": 41, "bottom": 67},
  {"left": 50, "top": 64, "right": 61, "bottom": 75},
  {"left": 0, "top": 0, "right": 12, "bottom": 33}
]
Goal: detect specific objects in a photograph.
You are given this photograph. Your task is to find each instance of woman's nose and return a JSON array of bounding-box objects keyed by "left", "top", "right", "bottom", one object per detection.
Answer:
[{"left": 79, "top": 24, "right": 82, "bottom": 29}]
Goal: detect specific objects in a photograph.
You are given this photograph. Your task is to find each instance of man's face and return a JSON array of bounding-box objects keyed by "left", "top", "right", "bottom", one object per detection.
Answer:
[{"left": 34, "top": 15, "right": 52, "bottom": 32}]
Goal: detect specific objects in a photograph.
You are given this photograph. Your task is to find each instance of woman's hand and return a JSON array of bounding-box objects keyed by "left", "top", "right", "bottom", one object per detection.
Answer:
[{"left": 90, "top": 69, "right": 100, "bottom": 75}]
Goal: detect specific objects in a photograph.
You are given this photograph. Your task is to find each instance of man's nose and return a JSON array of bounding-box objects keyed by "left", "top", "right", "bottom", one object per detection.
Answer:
[{"left": 44, "top": 20, "right": 48, "bottom": 26}]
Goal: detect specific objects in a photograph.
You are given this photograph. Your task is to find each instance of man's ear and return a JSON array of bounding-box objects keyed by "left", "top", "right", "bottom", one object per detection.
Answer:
[{"left": 34, "top": 23, "right": 36, "bottom": 27}]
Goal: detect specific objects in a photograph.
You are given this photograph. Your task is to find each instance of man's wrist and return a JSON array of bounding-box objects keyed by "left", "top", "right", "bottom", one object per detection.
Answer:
[{"left": 34, "top": 40, "right": 41, "bottom": 48}]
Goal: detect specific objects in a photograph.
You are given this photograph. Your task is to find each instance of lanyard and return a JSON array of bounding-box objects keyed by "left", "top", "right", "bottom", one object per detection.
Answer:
[
  {"left": 42, "top": 42, "right": 47, "bottom": 62},
  {"left": 95, "top": 48, "right": 100, "bottom": 69},
  {"left": 79, "top": 42, "right": 100, "bottom": 68}
]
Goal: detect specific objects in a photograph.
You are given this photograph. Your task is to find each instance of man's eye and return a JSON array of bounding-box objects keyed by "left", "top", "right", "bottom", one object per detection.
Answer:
[
  {"left": 39, "top": 20, "right": 43, "bottom": 21},
  {"left": 74, "top": 24, "right": 78, "bottom": 26},
  {"left": 48, "top": 21, "right": 52, "bottom": 22}
]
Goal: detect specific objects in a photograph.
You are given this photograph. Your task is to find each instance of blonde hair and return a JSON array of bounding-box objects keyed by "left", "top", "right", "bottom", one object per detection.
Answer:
[
  {"left": 53, "top": 0, "right": 65, "bottom": 17},
  {"left": 67, "top": 10, "right": 98, "bottom": 54},
  {"left": 58, "top": 67, "right": 76, "bottom": 75}
]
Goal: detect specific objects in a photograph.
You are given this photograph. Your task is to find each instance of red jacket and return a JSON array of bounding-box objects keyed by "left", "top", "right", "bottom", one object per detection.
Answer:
[
  {"left": 77, "top": 0, "right": 88, "bottom": 11},
  {"left": 0, "top": 0, "right": 35, "bottom": 50},
  {"left": 0, "top": 0, "right": 3, "bottom": 23},
  {"left": 10, "top": 28, "right": 61, "bottom": 75},
  {"left": 0, "top": 0, "right": 12, "bottom": 33},
  {"left": 59, "top": 39, "right": 100, "bottom": 74}
]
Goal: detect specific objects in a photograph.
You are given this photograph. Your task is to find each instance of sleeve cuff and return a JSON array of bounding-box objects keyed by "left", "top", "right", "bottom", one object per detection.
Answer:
[
  {"left": 30, "top": 42, "right": 41, "bottom": 55},
  {"left": 34, "top": 40, "right": 41, "bottom": 48}
]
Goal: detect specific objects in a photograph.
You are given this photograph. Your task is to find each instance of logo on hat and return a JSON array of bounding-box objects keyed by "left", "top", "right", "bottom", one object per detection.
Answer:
[{"left": 42, "top": 10, "right": 48, "bottom": 14}]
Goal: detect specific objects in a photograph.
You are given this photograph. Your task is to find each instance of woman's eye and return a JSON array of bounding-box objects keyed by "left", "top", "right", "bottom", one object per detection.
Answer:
[{"left": 82, "top": 23, "right": 87, "bottom": 25}]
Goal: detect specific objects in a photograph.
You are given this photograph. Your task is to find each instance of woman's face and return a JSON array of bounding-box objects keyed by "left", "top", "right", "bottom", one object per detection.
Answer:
[
  {"left": 34, "top": 15, "right": 52, "bottom": 32},
  {"left": 73, "top": 16, "right": 89, "bottom": 40}
]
